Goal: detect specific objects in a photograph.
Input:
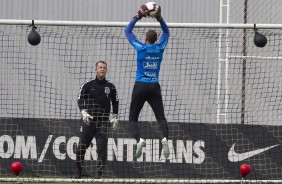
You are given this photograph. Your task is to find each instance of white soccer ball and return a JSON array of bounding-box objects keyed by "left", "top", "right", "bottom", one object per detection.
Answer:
[{"left": 145, "top": 2, "right": 159, "bottom": 18}]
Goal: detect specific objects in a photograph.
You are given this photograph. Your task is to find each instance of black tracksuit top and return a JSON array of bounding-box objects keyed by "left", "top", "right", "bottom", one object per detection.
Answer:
[{"left": 77, "top": 77, "right": 119, "bottom": 118}]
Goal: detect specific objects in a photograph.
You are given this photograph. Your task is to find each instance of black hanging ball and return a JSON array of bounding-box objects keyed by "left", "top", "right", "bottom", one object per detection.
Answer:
[
  {"left": 28, "top": 27, "right": 41, "bottom": 46},
  {"left": 254, "top": 31, "right": 267, "bottom": 48}
]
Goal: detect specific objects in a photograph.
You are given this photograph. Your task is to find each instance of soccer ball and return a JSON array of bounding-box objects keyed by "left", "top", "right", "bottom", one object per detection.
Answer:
[{"left": 145, "top": 2, "right": 159, "bottom": 18}]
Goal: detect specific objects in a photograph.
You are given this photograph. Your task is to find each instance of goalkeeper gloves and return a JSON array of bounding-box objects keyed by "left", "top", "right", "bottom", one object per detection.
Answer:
[
  {"left": 110, "top": 114, "right": 119, "bottom": 131},
  {"left": 155, "top": 6, "right": 163, "bottom": 22},
  {"left": 81, "top": 109, "right": 93, "bottom": 126},
  {"left": 134, "top": 5, "right": 148, "bottom": 20}
]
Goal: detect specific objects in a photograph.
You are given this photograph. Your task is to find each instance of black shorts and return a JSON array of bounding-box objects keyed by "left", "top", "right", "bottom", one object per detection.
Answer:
[{"left": 129, "top": 82, "right": 166, "bottom": 122}]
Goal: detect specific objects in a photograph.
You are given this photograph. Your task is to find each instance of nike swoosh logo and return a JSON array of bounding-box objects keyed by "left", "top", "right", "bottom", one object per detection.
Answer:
[{"left": 228, "top": 143, "right": 279, "bottom": 162}]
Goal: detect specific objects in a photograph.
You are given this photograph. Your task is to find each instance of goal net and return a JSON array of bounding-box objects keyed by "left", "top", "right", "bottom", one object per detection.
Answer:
[{"left": 1, "top": 20, "right": 282, "bottom": 183}]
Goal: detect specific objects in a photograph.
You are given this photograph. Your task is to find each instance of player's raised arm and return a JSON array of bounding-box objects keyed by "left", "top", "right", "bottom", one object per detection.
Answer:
[
  {"left": 124, "top": 18, "right": 137, "bottom": 42},
  {"left": 156, "top": 6, "right": 170, "bottom": 41},
  {"left": 124, "top": 5, "right": 148, "bottom": 42}
]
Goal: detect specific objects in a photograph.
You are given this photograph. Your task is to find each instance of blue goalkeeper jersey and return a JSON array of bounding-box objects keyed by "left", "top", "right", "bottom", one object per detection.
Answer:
[{"left": 124, "top": 18, "right": 170, "bottom": 83}]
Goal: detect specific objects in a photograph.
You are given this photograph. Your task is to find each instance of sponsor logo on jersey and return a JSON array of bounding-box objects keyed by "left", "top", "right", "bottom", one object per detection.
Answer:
[
  {"left": 144, "top": 72, "right": 157, "bottom": 77},
  {"left": 146, "top": 56, "right": 160, "bottom": 60},
  {"left": 143, "top": 61, "right": 158, "bottom": 69},
  {"left": 141, "top": 77, "right": 157, "bottom": 81}
]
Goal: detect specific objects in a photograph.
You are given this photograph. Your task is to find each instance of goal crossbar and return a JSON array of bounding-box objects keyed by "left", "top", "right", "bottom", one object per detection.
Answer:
[{"left": 0, "top": 19, "right": 282, "bottom": 29}]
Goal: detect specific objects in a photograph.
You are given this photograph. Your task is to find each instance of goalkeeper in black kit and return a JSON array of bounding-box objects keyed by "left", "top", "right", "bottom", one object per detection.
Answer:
[
  {"left": 124, "top": 3, "right": 170, "bottom": 159},
  {"left": 75, "top": 61, "right": 119, "bottom": 179}
]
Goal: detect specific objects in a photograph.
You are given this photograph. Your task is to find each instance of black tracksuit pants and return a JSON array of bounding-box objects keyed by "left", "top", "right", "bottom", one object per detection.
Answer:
[
  {"left": 75, "top": 119, "right": 109, "bottom": 176},
  {"left": 129, "top": 82, "right": 169, "bottom": 141}
]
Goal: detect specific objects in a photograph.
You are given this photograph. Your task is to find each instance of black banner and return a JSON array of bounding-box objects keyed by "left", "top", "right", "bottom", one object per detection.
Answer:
[{"left": 0, "top": 118, "right": 282, "bottom": 180}]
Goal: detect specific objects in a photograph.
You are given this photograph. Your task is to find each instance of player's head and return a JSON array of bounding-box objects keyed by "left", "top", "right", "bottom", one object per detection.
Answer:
[
  {"left": 146, "top": 30, "right": 157, "bottom": 44},
  {"left": 95, "top": 61, "right": 108, "bottom": 80}
]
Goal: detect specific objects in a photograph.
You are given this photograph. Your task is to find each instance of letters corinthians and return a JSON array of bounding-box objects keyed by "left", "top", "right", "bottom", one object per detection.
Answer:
[{"left": 0, "top": 135, "right": 205, "bottom": 164}]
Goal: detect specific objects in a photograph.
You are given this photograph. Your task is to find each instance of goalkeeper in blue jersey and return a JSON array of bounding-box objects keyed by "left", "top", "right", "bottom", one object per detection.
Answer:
[{"left": 124, "top": 5, "right": 170, "bottom": 159}]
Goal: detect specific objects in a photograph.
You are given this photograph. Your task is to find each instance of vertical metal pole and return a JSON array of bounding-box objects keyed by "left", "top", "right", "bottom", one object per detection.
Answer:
[
  {"left": 225, "top": 0, "right": 230, "bottom": 124},
  {"left": 241, "top": 0, "right": 248, "bottom": 124},
  {"left": 217, "top": 0, "right": 223, "bottom": 123},
  {"left": 217, "top": 0, "right": 230, "bottom": 124}
]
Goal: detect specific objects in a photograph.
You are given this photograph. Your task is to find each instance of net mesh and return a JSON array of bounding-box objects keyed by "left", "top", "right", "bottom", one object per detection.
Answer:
[
  {"left": 1, "top": 23, "right": 282, "bottom": 182},
  {"left": 228, "top": 0, "right": 282, "bottom": 24}
]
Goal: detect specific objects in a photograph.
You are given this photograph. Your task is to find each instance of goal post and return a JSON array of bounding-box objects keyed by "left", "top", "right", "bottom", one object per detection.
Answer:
[{"left": 1, "top": 19, "right": 282, "bottom": 183}]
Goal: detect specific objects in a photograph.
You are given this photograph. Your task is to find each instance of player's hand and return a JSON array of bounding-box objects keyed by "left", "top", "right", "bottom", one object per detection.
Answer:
[
  {"left": 81, "top": 109, "right": 93, "bottom": 126},
  {"left": 155, "top": 6, "right": 163, "bottom": 22},
  {"left": 134, "top": 5, "right": 148, "bottom": 20},
  {"left": 110, "top": 114, "right": 119, "bottom": 131}
]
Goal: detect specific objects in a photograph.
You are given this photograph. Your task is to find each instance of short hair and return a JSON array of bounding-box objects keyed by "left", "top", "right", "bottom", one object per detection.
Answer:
[
  {"left": 146, "top": 30, "right": 158, "bottom": 44},
  {"left": 95, "top": 60, "right": 107, "bottom": 68}
]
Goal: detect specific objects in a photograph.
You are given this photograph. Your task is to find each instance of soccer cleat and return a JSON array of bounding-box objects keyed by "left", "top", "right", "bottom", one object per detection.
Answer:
[
  {"left": 96, "top": 171, "right": 102, "bottom": 179},
  {"left": 136, "top": 138, "right": 146, "bottom": 158},
  {"left": 75, "top": 168, "right": 82, "bottom": 179},
  {"left": 162, "top": 137, "right": 170, "bottom": 159}
]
